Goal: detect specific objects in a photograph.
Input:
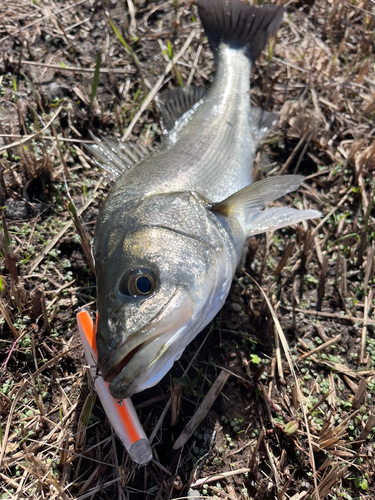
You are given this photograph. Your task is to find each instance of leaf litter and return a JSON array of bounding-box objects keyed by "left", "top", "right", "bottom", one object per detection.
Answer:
[{"left": 0, "top": 0, "right": 375, "bottom": 498}]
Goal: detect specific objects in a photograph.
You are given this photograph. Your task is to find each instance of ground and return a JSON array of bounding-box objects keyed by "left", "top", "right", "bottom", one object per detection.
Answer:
[{"left": 0, "top": 0, "right": 375, "bottom": 499}]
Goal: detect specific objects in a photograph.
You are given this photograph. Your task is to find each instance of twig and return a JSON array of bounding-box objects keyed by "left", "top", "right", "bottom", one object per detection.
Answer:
[
  {"left": 248, "top": 429, "right": 264, "bottom": 473},
  {"left": 274, "top": 324, "right": 284, "bottom": 383},
  {"left": 227, "top": 439, "right": 254, "bottom": 458},
  {"left": 279, "top": 131, "right": 311, "bottom": 175},
  {"left": 121, "top": 29, "right": 197, "bottom": 141},
  {"left": 28, "top": 177, "right": 102, "bottom": 273},
  {"left": 51, "top": 124, "right": 69, "bottom": 178},
  {"left": 0, "top": 105, "right": 63, "bottom": 154},
  {"left": 0, "top": 300, "right": 18, "bottom": 339},
  {"left": 40, "top": 289, "right": 51, "bottom": 335},
  {"left": 311, "top": 188, "right": 352, "bottom": 236},
  {"left": 298, "top": 334, "right": 341, "bottom": 361},
  {"left": 354, "top": 414, "right": 375, "bottom": 448},
  {"left": 127, "top": 0, "right": 137, "bottom": 34},
  {"left": 18, "top": 59, "right": 137, "bottom": 74},
  {"left": 306, "top": 389, "right": 334, "bottom": 416},
  {"left": 281, "top": 305, "right": 375, "bottom": 326},
  {"left": 148, "top": 399, "right": 171, "bottom": 446},
  {"left": 191, "top": 468, "right": 250, "bottom": 488},
  {"left": 1, "top": 329, "right": 30, "bottom": 375},
  {"left": 360, "top": 292, "right": 370, "bottom": 364},
  {"left": 263, "top": 433, "right": 280, "bottom": 487},
  {"left": 352, "top": 378, "right": 368, "bottom": 410},
  {"left": 173, "top": 370, "right": 230, "bottom": 450},
  {"left": 187, "top": 44, "right": 202, "bottom": 86}
]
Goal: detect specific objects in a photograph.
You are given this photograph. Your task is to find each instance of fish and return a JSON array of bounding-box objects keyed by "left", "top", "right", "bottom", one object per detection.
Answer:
[{"left": 89, "top": 0, "right": 321, "bottom": 400}]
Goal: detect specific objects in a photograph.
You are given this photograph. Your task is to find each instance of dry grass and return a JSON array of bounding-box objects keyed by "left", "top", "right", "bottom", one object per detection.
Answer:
[{"left": 0, "top": 0, "right": 375, "bottom": 498}]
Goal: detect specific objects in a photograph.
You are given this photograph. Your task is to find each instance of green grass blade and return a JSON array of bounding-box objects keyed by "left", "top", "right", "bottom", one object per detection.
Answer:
[
  {"left": 105, "top": 12, "right": 143, "bottom": 72},
  {"left": 167, "top": 40, "right": 173, "bottom": 60},
  {"left": 106, "top": 14, "right": 132, "bottom": 55},
  {"left": 81, "top": 391, "right": 97, "bottom": 426},
  {"left": 167, "top": 40, "right": 184, "bottom": 87}
]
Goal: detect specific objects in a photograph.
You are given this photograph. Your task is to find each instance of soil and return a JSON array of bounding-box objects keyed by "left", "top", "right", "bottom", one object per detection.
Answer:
[{"left": 0, "top": 0, "right": 375, "bottom": 499}]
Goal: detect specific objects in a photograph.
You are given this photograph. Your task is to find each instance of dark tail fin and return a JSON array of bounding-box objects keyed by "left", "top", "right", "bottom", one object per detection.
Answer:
[{"left": 197, "top": 0, "right": 284, "bottom": 62}]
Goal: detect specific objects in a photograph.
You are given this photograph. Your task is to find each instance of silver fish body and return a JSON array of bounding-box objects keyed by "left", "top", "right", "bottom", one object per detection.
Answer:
[
  {"left": 99, "top": 45, "right": 253, "bottom": 211},
  {"left": 92, "top": 0, "right": 320, "bottom": 399}
]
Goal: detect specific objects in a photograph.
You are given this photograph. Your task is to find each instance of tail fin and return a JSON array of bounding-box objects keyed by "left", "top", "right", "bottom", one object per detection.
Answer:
[{"left": 197, "top": 0, "right": 284, "bottom": 62}]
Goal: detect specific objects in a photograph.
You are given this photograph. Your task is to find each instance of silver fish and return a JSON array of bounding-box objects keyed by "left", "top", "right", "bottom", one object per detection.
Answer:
[{"left": 90, "top": 0, "right": 320, "bottom": 399}]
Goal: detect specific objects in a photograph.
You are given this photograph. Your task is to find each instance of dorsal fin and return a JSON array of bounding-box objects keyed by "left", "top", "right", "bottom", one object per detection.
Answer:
[
  {"left": 85, "top": 134, "right": 152, "bottom": 182},
  {"left": 155, "top": 86, "right": 207, "bottom": 132},
  {"left": 197, "top": 0, "right": 284, "bottom": 62}
]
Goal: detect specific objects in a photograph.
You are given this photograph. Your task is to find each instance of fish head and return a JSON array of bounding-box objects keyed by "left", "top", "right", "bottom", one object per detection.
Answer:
[{"left": 94, "top": 196, "right": 226, "bottom": 399}]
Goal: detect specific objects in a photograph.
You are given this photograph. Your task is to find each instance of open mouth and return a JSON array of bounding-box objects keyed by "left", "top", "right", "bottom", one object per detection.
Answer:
[
  {"left": 99, "top": 291, "right": 195, "bottom": 396},
  {"left": 104, "top": 341, "right": 148, "bottom": 382}
]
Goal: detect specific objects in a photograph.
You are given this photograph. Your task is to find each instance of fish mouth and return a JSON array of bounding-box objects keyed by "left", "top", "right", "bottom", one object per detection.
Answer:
[
  {"left": 100, "top": 292, "right": 194, "bottom": 399},
  {"left": 103, "top": 340, "right": 150, "bottom": 383}
]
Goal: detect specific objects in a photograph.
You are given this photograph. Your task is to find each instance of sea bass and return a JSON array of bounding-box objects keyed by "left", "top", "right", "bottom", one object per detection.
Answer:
[{"left": 91, "top": 0, "right": 320, "bottom": 399}]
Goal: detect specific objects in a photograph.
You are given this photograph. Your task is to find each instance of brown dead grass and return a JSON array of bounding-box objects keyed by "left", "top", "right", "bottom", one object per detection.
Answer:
[{"left": 0, "top": 0, "right": 375, "bottom": 498}]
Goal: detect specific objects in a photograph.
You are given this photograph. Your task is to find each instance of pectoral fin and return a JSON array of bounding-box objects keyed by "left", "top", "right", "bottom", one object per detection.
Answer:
[
  {"left": 211, "top": 175, "right": 305, "bottom": 218},
  {"left": 210, "top": 175, "right": 321, "bottom": 234}
]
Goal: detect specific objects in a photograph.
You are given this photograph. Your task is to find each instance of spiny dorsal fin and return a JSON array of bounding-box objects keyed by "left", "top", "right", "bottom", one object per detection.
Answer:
[
  {"left": 250, "top": 107, "right": 279, "bottom": 145},
  {"left": 155, "top": 86, "right": 207, "bottom": 132},
  {"left": 197, "top": 0, "right": 284, "bottom": 62},
  {"left": 85, "top": 134, "right": 152, "bottom": 182},
  {"left": 211, "top": 175, "right": 305, "bottom": 218}
]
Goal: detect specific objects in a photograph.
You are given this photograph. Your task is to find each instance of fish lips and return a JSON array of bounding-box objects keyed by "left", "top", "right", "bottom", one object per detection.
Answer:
[{"left": 101, "top": 293, "right": 194, "bottom": 400}]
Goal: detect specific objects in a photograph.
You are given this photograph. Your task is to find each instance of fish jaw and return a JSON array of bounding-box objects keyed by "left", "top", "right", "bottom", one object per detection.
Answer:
[
  {"left": 109, "top": 301, "right": 194, "bottom": 399},
  {"left": 104, "top": 289, "right": 195, "bottom": 400}
]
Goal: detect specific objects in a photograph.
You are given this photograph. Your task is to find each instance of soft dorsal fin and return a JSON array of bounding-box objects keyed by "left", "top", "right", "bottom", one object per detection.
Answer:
[
  {"left": 155, "top": 86, "right": 207, "bottom": 132},
  {"left": 250, "top": 107, "right": 279, "bottom": 145},
  {"left": 211, "top": 175, "right": 305, "bottom": 218},
  {"left": 85, "top": 134, "right": 152, "bottom": 182}
]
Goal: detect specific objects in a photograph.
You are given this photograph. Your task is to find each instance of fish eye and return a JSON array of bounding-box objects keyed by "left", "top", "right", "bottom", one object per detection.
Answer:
[
  {"left": 119, "top": 268, "right": 156, "bottom": 297},
  {"left": 135, "top": 275, "right": 153, "bottom": 294}
]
